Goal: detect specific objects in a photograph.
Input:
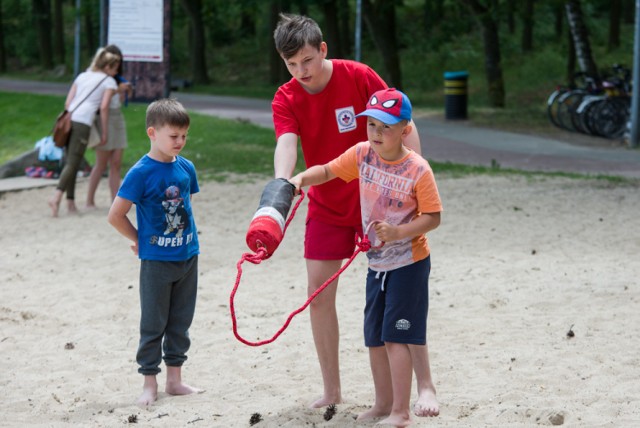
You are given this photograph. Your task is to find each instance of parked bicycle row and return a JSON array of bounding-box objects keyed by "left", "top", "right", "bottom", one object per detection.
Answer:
[{"left": 547, "top": 65, "right": 631, "bottom": 139}]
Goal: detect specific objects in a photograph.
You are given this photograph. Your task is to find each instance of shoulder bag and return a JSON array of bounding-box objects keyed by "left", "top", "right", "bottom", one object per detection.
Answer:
[{"left": 52, "top": 75, "right": 109, "bottom": 148}]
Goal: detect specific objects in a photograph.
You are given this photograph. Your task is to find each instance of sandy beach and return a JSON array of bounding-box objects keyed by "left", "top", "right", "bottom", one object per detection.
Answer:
[{"left": 1, "top": 173, "right": 638, "bottom": 427}]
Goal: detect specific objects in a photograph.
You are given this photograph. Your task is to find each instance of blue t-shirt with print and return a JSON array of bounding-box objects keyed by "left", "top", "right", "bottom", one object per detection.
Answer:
[{"left": 118, "top": 155, "right": 200, "bottom": 261}]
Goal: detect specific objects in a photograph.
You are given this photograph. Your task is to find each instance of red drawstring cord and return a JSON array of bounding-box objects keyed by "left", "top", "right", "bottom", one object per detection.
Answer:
[{"left": 229, "top": 189, "right": 383, "bottom": 347}]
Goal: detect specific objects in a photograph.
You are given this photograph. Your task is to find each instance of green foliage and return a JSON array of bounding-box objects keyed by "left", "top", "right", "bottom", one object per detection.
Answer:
[
  {"left": 3, "top": 0, "right": 39, "bottom": 68},
  {"left": 1, "top": 0, "right": 636, "bottom": 138}
]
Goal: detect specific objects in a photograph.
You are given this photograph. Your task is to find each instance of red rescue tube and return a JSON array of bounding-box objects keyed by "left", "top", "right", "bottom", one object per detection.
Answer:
[
  {"left": 245, "top": 216, "right": 283, "bottom": 256},
  {"left": 245, "top": 178, "right": 294, "bottom": 257}
]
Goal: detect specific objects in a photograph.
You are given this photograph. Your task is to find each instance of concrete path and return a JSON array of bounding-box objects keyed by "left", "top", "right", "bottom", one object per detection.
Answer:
[{"left": 2, "top": 77, "right": 638, "bottom": 188}]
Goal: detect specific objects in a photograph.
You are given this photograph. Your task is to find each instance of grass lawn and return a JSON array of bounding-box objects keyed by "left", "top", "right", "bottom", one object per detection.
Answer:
[{"left": 0, "top": 90, "right": 631, "bottom": 183}]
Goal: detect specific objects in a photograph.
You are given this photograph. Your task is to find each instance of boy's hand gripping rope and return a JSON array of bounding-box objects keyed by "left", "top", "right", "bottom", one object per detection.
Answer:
[{"left": 229, "top": 189, "right": 383, "bottom": 347}]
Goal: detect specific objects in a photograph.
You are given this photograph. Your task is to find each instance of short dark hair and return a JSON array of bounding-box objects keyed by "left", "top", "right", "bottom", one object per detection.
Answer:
[
  {"left": 273, "top": 13, "right": 323, "bottom": 60},
  {"left": 146, "top": 98, "right": 190, "bottom": 129}
]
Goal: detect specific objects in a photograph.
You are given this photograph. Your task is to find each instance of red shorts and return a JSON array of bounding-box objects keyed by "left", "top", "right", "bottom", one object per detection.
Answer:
[{"left": 304, "top": 217, "right": 363, "bottom": 260}]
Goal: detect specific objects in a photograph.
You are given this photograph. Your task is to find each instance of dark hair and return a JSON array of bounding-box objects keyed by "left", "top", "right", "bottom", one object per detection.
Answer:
[
  {"left": 103, "top": 44, "right": 124, "bottom": 75},
  {"left": 146, "top": 98, "right": 190, "bottom": 129},
  {"left": 90, "top": 48, "right": 120, "bottom": 72},
  {"left": 273, "top": 13, "right": 323, "bottom": 60}
]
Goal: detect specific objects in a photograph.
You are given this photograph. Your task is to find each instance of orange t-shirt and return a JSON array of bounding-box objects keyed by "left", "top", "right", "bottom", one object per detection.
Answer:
[{"left": 329, "top": 142, "right": 442, "bottom": 271}]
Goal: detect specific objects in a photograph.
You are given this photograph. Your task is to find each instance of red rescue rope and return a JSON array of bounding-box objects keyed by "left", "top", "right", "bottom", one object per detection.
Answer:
[{"left": 229, "top": 190, "right": 380, "bottom": 347}]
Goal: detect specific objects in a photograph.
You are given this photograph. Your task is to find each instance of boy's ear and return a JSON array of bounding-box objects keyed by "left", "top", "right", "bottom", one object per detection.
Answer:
[
  {"left": 402, "top": 123, "right": 413, "bottom": 138},
  {"left": 320, "top": 41, "right": 328, "bottom": 58},
  {"left": 146, "top": 126, "right": 155, "bottom": 140}
]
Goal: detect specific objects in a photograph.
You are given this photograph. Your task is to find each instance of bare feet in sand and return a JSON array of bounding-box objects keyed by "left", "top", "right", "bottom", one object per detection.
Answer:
[
  {"left": 67, "top": 200, "right": 79, "bottom": 215},
  {"left": 414, "top": 387, "right": 439, "bottom": 417},
  {"left": 309, "top": 395, "right": 342, "bottom": 409},
  {"left": 48, "top": 198, "right": 60, "bottom": 217},
  {"left": 309, "top": 397, "right": 342, "bottom": 409},
  {"left": 165, "top": 380, "right": 202, "bottom": 396},
  {"left": 137, "top": 387, "right": 158, "bottom": 406},
  {"left": 137, "top": 376, "right": 158, "bottom": 407},
  {"left": 378, "top": 413, "right": 412, "bottom": 427},
  {"left": 136, "top": 373, "right": 202, "bottom": 407},
  {"left": 165, "top": 366, "right": 203, "bottom": 397},
  {"left": 356, "top": 405, "right": 390, "bottom": 422}
]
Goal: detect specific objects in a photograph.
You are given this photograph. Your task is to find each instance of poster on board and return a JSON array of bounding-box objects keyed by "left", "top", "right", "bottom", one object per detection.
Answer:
[
  {"left": 108, "top": 0, "right": 163, "bottom": 62},
  {"left": 106, "top": 0, "right": 171, "bottom": 101}
]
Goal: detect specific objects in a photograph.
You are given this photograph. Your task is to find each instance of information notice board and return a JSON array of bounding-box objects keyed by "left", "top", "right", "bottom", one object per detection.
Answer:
[{"left": 106, "top": 0, "right": 171, "bottom": 101}]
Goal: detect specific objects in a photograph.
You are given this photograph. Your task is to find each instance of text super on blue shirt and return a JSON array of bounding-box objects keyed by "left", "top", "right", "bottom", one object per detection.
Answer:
[{"left": 118, "top": 155, "right": 200, "bottom": 261}]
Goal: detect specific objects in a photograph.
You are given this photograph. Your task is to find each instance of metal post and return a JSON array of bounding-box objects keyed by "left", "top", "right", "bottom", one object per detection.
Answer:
[
  {"left": 630, "top": 0, "right": 640, "bottom": 148},
  {"left": 73, "top": 0, "right": 81, "bottom": 77},
  {"left": 355, "top": 0, "right": 361, "bottom": 62},
  {"left": 99, "top": 0, "right": 105, "bottom": 46}
]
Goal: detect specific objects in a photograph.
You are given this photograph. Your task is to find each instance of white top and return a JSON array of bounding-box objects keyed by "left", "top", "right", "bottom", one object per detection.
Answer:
[
  {"left": 69, "top": 70, "right": 117, "bottom": 126},
  {"left": 110, "top": 90, "right": 122, "bottom": 109}
]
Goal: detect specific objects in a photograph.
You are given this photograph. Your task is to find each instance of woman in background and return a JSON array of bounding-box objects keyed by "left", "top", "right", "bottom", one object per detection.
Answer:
[
  {"left": 86, "top": 44, "right": 132, "bottom": 208},
  {"left": 48, "top": 48, "right": 119, "bottom": 217}
]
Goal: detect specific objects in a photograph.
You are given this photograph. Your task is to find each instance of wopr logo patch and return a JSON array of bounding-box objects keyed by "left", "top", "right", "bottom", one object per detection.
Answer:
[{"left": 335, "top": 106, "right": 356, "bottom": 133}]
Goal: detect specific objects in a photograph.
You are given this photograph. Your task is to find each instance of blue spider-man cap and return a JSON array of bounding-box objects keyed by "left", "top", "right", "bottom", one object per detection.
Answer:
[{"left": 356, "top": 88, "right": 412, "bottom": 125}]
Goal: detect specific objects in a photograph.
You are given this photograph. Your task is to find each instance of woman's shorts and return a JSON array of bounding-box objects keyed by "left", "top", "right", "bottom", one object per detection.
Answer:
[
  {"left": 95, "top": 108, "right": 127, "bottom": 151},
  {"left": 364, "top": 256, "right": 431, "bottom": 347}
]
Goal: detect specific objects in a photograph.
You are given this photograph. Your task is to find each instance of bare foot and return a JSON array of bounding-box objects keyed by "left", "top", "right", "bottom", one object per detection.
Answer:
[
  {"left": 138, "top": 384, "right": 158, "bottom": 406},
  {"left": 136, "top": 375, "right": 158, "bottom": 407},
  {"left": 357, "top": 405, "right": 390, "bottom": 422},
  {"left": 85, "top": 203, "right": 98, "bottom": 210},
  {"left": 414, "top": 388, "right": 439, "bottom": 417},
  {"left": 309, "top": 395, "right": 342, "bottom": 409},
  {"left": 67, "top": 200, "right": 79, "bottom": 215},
  {"left": 378, "top": 413, "right": 412, "bottom": 427},
  {"left": 48, "top": 198, "right": 60, "bottom": 217},
  {"left": 165, "top": 381, "right": 202, "bottom": 396}
]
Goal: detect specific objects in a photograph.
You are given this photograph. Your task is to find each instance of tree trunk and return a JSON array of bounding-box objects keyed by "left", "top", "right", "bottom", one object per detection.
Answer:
[
  {"left": 521, "top": 0, "right": 534, "bottom": 52},
  {"left": 506, "top": 1, "right": 516, "bottom": 34},
  {"left": 239, "top": 7, "right": 256, "bottom": 38},
  {"left": 554, "top": 2, "right": 564, "bottom": 40},
  {"left": 567, "top": 29, "right": 576, "bottom": 86},
  {"left": 459, "top": 0, "right": 505, "bottom": 107},
  {"left": 269, "top": 0, "right": 288, "bottom": 85},
  {"left": 622, "top": 0, "right": 634, "bottom": 24},
  {"left": 608, "top": 0, "right": 621, "bottom": 51},
  {"left": 338, "top": 0, "right": 351, "bottom": 57},
  {"left": 322, "top": 0, "right": 344, "bottom": 59},
  {"left": 565, "top": 0, "right": 599, "bottom": 81},
  {"left": 32, "top": 0, "right": 53, "bottom": 69},
  {"left": 294, "top": 0, "right": 307, "bottom": 15},
  {"left": 52, "top": 0, "right": 64, "bottom": 65},
  {"left": 180, "top": 0, "right": 209, "bottom": 84},
  {"left": 0, "top": 0, "right": 5, "bottom": 72},
  {"left": 362, "top": 0, "right": 403, "bottom": 89},
  {"left": 424, "top": 0, "right": 445, "bottom": 36},
  {"left": 84, "top": 1, "right": 95, "bottom": 57}
]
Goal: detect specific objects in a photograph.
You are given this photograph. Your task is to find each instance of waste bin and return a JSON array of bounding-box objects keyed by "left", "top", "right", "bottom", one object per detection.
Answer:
[{"left": 444, "top": 71, "right": 468, "bottom": 120}]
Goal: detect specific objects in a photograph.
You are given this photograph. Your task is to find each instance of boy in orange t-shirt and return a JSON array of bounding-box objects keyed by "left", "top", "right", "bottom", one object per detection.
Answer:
[{"left": 289, "top": 88, "right": 442, "bottom": 427}]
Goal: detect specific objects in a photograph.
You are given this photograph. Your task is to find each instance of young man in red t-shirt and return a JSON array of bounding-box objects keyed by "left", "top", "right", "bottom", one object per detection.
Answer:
[{"left": 272, "top": 13, "right": 439, "bottom": 417}]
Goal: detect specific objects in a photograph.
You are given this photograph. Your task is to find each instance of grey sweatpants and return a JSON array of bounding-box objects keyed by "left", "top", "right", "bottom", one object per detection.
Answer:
[{"left": 137, "top": 255, "right": 198, "bottom": 375}]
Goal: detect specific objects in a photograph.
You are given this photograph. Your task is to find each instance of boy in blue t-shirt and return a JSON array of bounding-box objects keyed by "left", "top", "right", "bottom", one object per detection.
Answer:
[{"left": 108, "top": 98, "right": 201, "bottom": 406}]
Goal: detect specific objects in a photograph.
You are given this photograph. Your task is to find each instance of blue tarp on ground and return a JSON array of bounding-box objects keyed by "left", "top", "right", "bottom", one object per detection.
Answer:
[{"left": 34, "top": 136, "right": 63, "bottom": 161}]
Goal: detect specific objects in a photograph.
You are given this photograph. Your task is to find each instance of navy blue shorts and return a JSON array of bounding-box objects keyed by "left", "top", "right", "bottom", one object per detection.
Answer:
[{"left": 364, "top": 256, "right": 430, "bottom": 347}]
